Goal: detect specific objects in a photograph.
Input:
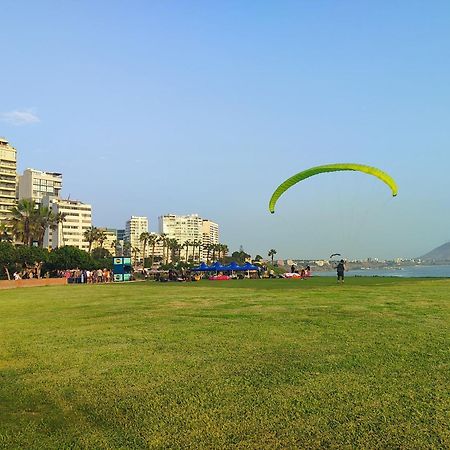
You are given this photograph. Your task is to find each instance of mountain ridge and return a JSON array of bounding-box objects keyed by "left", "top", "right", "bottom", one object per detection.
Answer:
[{"left": 420, "top": 242, "right": 450, "bottom": 261}]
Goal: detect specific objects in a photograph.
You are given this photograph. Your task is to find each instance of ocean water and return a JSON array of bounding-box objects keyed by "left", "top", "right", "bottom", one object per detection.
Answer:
[{"left": 315, "top": 265, "right": 450, "bottom": 278}]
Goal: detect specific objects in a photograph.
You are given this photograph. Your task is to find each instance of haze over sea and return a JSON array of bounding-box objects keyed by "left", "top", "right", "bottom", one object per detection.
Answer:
[
  {"left": 2, "top": 1, "right": 450, "bottom": 260},
  {"left": 317, "top": 264, "right": 450, "bottom": 278}
]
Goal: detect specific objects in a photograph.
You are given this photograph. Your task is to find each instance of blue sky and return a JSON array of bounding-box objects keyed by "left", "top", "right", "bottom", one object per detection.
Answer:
[{"left": 1, "top": 1, "right": 449, "bottom": 259}]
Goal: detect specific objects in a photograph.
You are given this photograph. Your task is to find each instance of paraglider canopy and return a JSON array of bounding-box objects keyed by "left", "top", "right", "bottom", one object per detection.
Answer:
[
  {"left": 269, "top": 163, "right": 398, "bottom": 213},
  {"left": 330, "top": 253, "right": 341, "bottom": 259}
]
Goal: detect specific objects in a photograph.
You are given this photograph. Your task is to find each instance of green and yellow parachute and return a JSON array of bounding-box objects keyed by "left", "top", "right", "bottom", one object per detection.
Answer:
[{"left": 269, "top": 163, "right": 398, "bottom": 214}]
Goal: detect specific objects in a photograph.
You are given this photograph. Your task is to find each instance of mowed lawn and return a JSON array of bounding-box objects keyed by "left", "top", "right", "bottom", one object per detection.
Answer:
[{"left": 1, "top": 278, "right": 449, "bottom": 449}]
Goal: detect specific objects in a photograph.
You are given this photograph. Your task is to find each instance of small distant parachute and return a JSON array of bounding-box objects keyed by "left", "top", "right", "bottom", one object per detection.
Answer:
[
  {"left": 330, "top": 253, "right": 341, "bottom": 259},
  {"left": 269, "top": 163, "right": 398, "bottom": 214}
]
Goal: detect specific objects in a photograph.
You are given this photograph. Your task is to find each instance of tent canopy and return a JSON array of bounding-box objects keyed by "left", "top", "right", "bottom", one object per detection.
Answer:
[
  {"left": 191, "top": 261, "right": 260, "bottom": 272},
  {"left": 191, "top": 262, "right": 210, "bottom": 272}
]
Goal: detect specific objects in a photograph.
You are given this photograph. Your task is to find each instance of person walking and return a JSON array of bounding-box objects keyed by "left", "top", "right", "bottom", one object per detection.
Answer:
[{"left": 336, "top": 259, "right": 346, "bottom": 283}]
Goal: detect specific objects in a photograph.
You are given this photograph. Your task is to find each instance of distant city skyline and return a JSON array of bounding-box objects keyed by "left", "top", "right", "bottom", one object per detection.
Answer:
[{"left": 2, "top": 1, "right": 450, "bottom": 259}]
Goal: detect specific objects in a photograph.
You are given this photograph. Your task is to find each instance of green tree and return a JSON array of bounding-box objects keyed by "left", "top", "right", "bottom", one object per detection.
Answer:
[
  {"left": 0, "top": 223, "right": 13, "bottom": 243},
  {"left": 268, "top": 249, "right": 277, "bottom": 265},
  {"left": 219, "top": 244, "right": 229, "bottom": 263},
  {"left": 159, "top": 233, "right": 168, "bottom": 264},
  {"left": 132, "top": 246, "right": 141, "bottom": 266},
  {"left": 9, "top": 198, "right": 37, "bottom": 246},
  {"left": 183, "top": 240, "right": 191, "bottom": 262},
  {"left": 196, "top": 240, "right": 203, "bottom": 262},
  {"left": 122, "top": 241, "right": 132, "bottom": 257},
  {"left": 148, "top": 234, "right": 159, "bottom": 268},
  {"left": 231, "top": 249, "right": 251, "bottom": 264},
  {"left": 211, "top": 243, "right": 219, "bottom": 262},
  {"left": 45, "top": 246, "right": 92, "bottom": 272},
  {"left": 15, "top": 246, "right": 49, "bottom": 278},
  {"left": 91, "top": 247, "right": 112, "bottom": 260},
  {"left": 167, "top": 238, "right": 179, "bottom": 263},
  {"left": 83, "top": 227, "right": 99, "bottom": 254},
  {"left": 96, "top": 229, "right": 107, "bottom": 249},
  {"left": 0, "top": 242, "right": 16, "bottom": 279},
  {"left": 110, "top": 239, "right": 122, "bottom": 256},
  {"left": 9, "top": 199, "right": 65, "bottom": 248},
  {"left": 139, "top": 232, "right": 151, "bottom": 264},
  {"left": 35, "top": 207, "right": 66, "bottom": 248}
]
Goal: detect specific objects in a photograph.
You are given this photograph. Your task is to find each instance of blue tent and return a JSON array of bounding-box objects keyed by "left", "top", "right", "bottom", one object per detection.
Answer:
[
  {"left": 241, "top": 262, "right": 260, "bottom": 271},
  {"left": 191, "top": 262, "right": 210, "bottom": 272},
  {"left": 209, "top": 261, "right": 226, "bottom": 271},
  {"left": 223, "top": 261, "right": 242, "bottom": 271}
]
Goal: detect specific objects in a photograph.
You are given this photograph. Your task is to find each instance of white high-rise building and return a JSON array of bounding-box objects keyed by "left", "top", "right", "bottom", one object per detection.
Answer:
[
  {"left": 125, "top": 216, "right": 149, "bottom": 260},
  {"left": 18, "top": 168, "right": 62, "bottom": 205},
  {"left": 159, "top": 213, "right": 218, "bottom": 262},
  {"left": 202, "top": 219, "right": 219, "bottom": 260},
  {"left": 0, "top": 137, "right": 17, "bottom": 225},
  {"left": 43, "top": 197, "right": 92, "bottom": 251}
]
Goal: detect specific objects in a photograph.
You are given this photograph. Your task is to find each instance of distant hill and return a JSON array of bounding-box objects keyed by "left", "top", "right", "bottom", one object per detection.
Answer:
[{"left": 420, "top": 242, "right": 450, "bottom": 261}]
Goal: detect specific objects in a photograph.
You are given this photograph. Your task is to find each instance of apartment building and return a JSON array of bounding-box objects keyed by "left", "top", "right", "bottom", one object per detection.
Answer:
[
  {"left": 0, "top": 137, "right": 17, "bottom": 225},
  {"left": 43, "top": 197, "right": 92, "bottom": 251},
  {"left": 124, "top": 216, "right": 149, "bottom": 260},
  {"left": 159, "top": 213, "right": 219, "bottom": 262},
  {"left": 202, "top": 219, "right": 219, "bottom": 260},
  {"left": 18, "top": 168, "right": 62, "bottom": 205}
]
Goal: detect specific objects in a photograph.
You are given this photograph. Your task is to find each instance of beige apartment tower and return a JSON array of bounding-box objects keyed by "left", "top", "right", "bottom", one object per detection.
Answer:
[
  {"left": 125, "top": 216, "right": 149, "bottom": 260},
  {"left": 202, "top": 219, "right": 219, "bottom": 260},
  {"left": 18, "top": 168, "right": 62, "bottom": 205},
  {"left": 0, "top": 137, "right": 17, "bottom": 225},
  {"left": 43, "top": 197, "right": 92, "bottom": 251},
  {"left": 159, "top": 213, "right": 219, "bottom": 262}
]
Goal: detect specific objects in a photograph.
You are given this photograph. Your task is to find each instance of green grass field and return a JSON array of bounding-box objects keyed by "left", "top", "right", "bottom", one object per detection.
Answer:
[{"left": 1, "top": 278, "right": 449, "bottom": 449}]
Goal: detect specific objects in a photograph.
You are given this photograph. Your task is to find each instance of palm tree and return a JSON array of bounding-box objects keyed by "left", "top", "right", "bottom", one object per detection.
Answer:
[
  {"left": 0, "top": 223, "right": 12, "bottom": 242},
  {"left": 96, "top": 229, "right": 107, "bottom": 249},
  {"left": 140, "top": 231, "right": 151, "bottom": 265},
  {"left": 159, "top": 233, "right": 168, "bottom": 264},
  {"left": 216, "top": 244, "right": 221, "bottom": 262},
  {"left": 167, "top": 238, "right": 175, "bottom": 263},
  {"left": 196, "top": 241, "right": 203, "bottom": 262},
  {"left": 168, "top": 239, "right": 180, "bottom": 263},
  {"left": 191, "top": 240, "right": 200, "bottom": 263},
  {"left": 220, "top": 244, "right": 229, "bottom": 262},
  {"left": 184, "top": 240, "right": 191, "bottom": 262},
  {"left": 212, "top": 243, "right": 221, "bottom": 262},
  {"left": 54, "top": 212, "right": 67, "bottom": 247},
  {"left": 35, "top": 207, "right": 66, "bottom": 248},
  {"left": 83, "top": 226, "right": 99, "bottom": 254},
  {"left": 132, "top": 246, "right": 141, "bottom": 266},
  {"left": 9, "top": 198, "right": 37, "bottom": 246},
  {"left": 268, "top": 249, "right": 277, "bottom": 265},
  {"left": 148, "top": 234, "right": 159, "bottom": 268},
  {"left": 205, "top": 243, "right": 213, "bottom": 263},
  {"left": 111, "top": 239, "right": 122, "bottom": 256},
  {"left": 123, "top": 241, "right": 132, "bottom": 257}
]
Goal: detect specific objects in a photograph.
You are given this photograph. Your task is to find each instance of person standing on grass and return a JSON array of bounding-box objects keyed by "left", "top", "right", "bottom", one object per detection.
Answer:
[{"left": 336, "top": 259, "right": 346, "bottom": 283}]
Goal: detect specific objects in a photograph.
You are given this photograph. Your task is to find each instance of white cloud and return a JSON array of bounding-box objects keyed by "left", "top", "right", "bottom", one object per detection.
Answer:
[{"left": 1, "top": 108, "right": 40, "bottom": 125}]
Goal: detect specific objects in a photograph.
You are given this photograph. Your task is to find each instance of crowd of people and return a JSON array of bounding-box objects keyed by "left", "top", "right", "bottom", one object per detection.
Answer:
[
  {"left": 57, "top": 268, "right": 113, "bottom": 284},
  {"left": 12, "top": 262, "right": 347, "bottom": 284},
  {"left": 13, "top": 268, "right": 40, "bottom": 280}
]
